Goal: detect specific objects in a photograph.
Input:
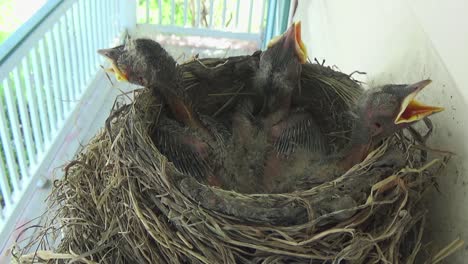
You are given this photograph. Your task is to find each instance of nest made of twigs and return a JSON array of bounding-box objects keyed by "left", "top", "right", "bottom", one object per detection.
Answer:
[{"left": 12, "top": 59, "right": 459, "bottom": 264}]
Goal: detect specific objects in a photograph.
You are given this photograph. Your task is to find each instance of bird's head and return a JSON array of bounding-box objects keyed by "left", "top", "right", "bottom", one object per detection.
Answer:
[
  {"left": 98, "top": 38, "right": 178, "bottom": 88},
  {"left": 256, "top": 21, "right": 308, "bottom": 113},
  {"left": 355, "top": 80, "right": 444, "bottom": 142}
]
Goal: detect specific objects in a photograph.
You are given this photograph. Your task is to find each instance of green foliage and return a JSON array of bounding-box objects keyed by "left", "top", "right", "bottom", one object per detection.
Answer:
[
  {"left": 0, "top": 1, "right": 20, "bottom": 29},
  {"left": 135, "top": 0, "right": 239, "bottom": 29},
  {"left": 0, "top": 0, "right": 48, "bottom": 45},
  {"left": 0, "top": 31, "right": 11, "bottom": 44},
  {"left": 137, "top": 0, "right": 194, "bottom": 25},
  {"left": 0, "top": 0, "right": 21, "bottom": 45}
]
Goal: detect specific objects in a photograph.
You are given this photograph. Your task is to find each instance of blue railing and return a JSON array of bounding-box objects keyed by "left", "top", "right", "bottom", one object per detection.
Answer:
[
  {"left": 0, "top": 0, "right": 125, "bottom": 244},
  {"left": 137, "top": 0, "right": 290, "bottom": 47}
]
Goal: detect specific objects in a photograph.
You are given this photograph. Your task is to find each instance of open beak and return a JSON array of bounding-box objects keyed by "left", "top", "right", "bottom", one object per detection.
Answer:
[
  {"left": 295, "top": 22, "right": 308, "bottom": 64},
  {"left": 267, "top": 21, "right": 308, "bottom": 64},
  {"left": 97, "top": 48, "right": 128, "bottom": 82},
  {"left": 395, "top": 80, "right": 444, "bottom": 124}
]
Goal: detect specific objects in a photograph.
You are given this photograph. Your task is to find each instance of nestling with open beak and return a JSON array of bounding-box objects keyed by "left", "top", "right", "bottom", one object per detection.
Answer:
[
  {"left": 256, "top": 22, "right": 324, "bottom": 157},
  {"left": 266, "top": 79, "right": 444, "bottom": 193},
  {"left": 98, "top": 39, "right": 198, "bottom": 128},
  {"left": 249, "top": 22, "right": 330, "bottom": 192},
  {"left": 222, "top": 22, "right": 312, "bottom": 193},
  {"left": 339, "top": 80, "right": 444, "bottom": 168},
  {"left": 254, "top": 21, "right": 308, "bottom": 126},
  {"left": 98, "top": 39, "right": 227, "bottom": 186}
]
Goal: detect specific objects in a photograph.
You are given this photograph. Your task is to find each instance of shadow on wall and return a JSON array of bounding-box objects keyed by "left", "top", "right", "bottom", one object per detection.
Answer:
[{"left": 295, "top": 0, "right": 468, "bottom": 262}]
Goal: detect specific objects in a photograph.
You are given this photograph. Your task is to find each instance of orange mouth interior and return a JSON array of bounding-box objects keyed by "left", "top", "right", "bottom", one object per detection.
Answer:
[
  {"left": 266, "top": 21, "right": 308, "bottom": 64},
  {"left": 395, "top": 83, "right": 444, "bottom": 124},
  {"left": 104, "top": 61, "right": 128, "bottom": 82},
  {"left": 293, "top": 22, "right": 308, "bottom": 64}
]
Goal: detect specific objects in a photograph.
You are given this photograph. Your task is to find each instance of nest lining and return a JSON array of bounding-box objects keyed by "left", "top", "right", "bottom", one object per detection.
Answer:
[{"left": 11, "top": 59, "right": 459, "bottom": 264}]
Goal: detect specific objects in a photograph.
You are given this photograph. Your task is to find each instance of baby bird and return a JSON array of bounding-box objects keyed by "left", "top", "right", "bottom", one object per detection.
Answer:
[
  {"left": 254, "top": 22, "right": 326, "bottom": 156},
  {"left": 222, "top": 22, "right": 314, "bottom": 193},
  {"left": 249, "top": 22, "right": 330, "bottom": 192},
  {"left": 98, "top": 39, "right": 227, "bottom": 186},
  {"left": 254, "top": 21, "right": 307, "bottom": 127},
  {"left": 267, "top": 80, "right": 444, "bottom": 193},
  {"left": 98, "top": 39, "right": 201, "bottom": 130}
]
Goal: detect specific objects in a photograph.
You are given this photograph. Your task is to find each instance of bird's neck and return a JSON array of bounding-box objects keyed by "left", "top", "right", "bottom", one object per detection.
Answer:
[
  {"left": 150, "top": 69, "right": 202, "bottom": 130},
  {"left": 337, "top": 119, "right": 372, "bottom": 171}
]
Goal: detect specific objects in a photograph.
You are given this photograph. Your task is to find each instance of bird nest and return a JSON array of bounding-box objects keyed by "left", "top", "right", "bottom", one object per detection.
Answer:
[{"left": 12, "top": 60, "right": 458, "bottom": 264}]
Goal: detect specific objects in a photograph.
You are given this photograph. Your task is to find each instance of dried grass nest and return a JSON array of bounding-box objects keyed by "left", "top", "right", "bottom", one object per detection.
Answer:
[{"left": 13, "top": 58, "right": 461, "bottom": 264}]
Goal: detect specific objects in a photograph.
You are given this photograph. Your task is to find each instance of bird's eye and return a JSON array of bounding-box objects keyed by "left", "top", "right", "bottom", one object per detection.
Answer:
[
  {"left": 371, "top": 122, "right": 383, "bottom": 137},
  {"left": 138, "top": 76, "right": 145, "bottom": 85}
]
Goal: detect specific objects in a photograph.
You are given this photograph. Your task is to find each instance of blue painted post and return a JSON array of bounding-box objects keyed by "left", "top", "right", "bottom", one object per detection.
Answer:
[
  {"left": 277, "top": 0, "right": 291, "bottom": 34},
  {"left": 121, "top": 0, "right": 137, "bottom": 32},
  {"left": 263, "top": 0, "right": 276, "bottom": 49},
  {"left": 262, "top": 0, "right": 291, "bottom": 49}
]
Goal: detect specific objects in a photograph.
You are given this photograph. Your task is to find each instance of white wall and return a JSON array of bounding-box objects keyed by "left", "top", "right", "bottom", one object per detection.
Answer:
[{"left": 295, "top": 0, "right": 468, "bottom": 262}]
